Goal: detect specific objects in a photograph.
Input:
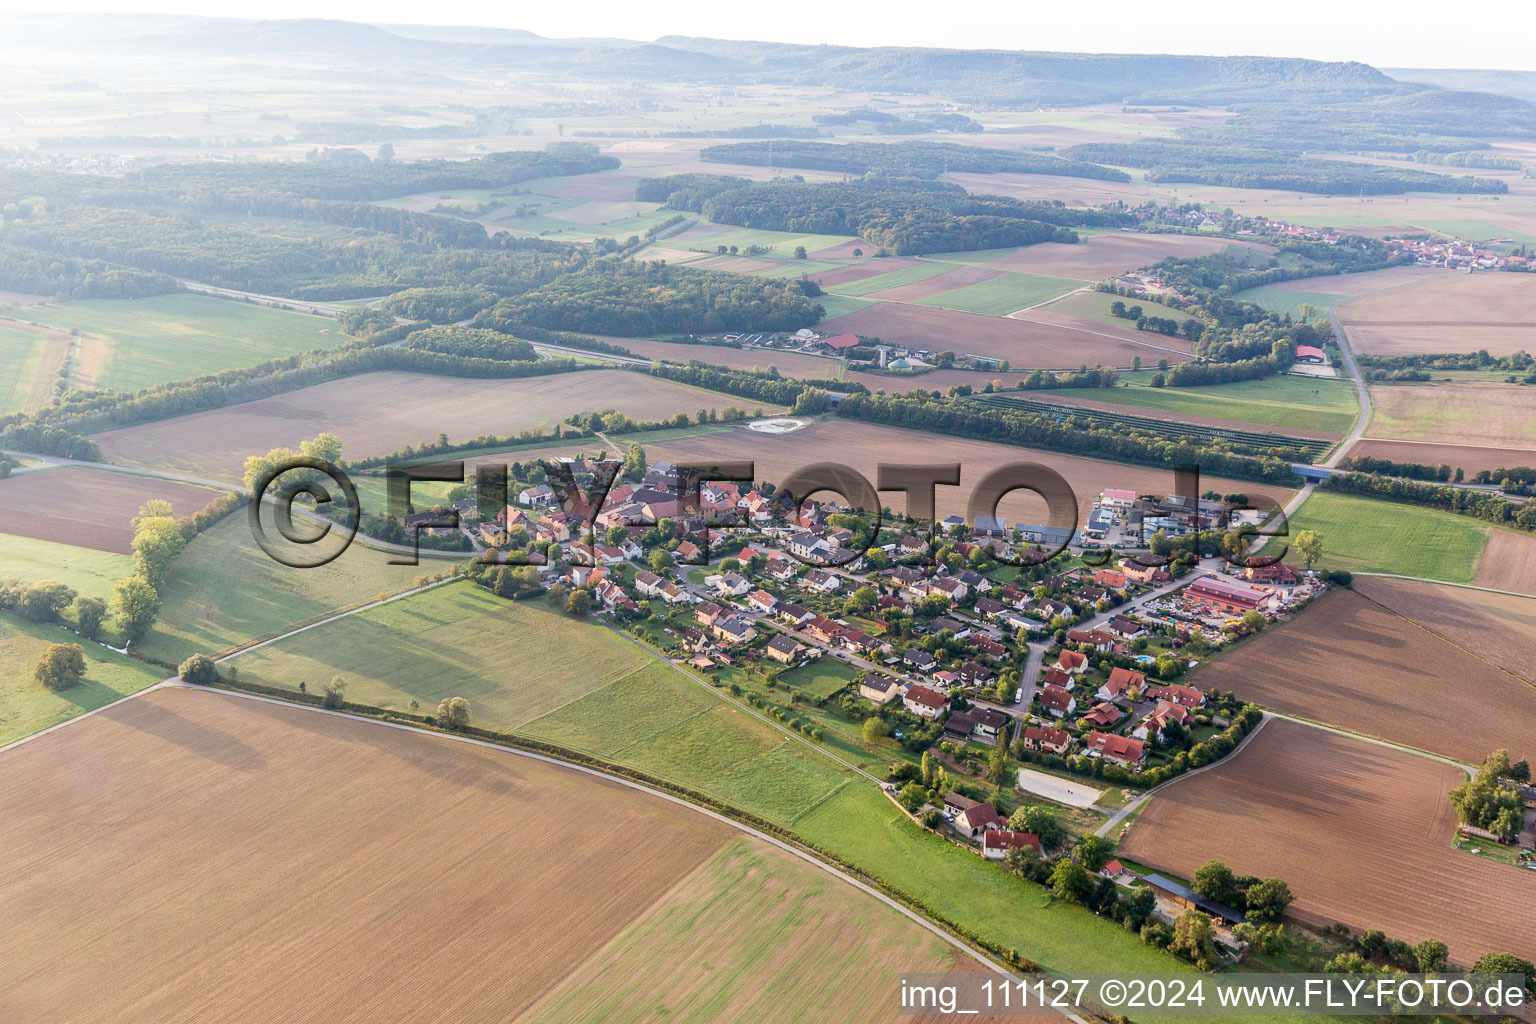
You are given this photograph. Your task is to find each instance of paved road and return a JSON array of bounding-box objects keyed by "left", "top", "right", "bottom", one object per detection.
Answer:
[{"left": 178, "top": 279, "right": 352, "bottom": 319}]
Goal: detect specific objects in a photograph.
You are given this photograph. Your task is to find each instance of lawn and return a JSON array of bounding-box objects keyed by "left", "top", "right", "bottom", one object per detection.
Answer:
[
  {"left": 231, "top": 582, "right": 655, "bottom": 726},
  {"left": 813, "top": 294, "right": 875, "bottom": 322},
  {"left": 775, "top": 658, "right": 861, "bottom": 700},
  {"left": 0, "top": 322, "right": 62, "bottom": 416},
  {"left": 0, "top": 532, "right": 135, "bottom": 601},
  {"left": 1040, "top": 288, "right": 1189, "bottom": 326},
  {"left": 1230, "top": 287, "right": 1348, "bottom": 319},
  {"left": 24, "top": 294, "right": 339, "bottom": 393},
  {"left": 1060, "top": 375, "right": 1360, "bottom": 434},
  {"left": 822, "top": 262, "right": 954, "bottom": 296},
  {"left": 913, "top": 271, "right": 1084, "bottom": 315},
  {"left": 0, "top": 612, "right": 165, "bottom": 747},
  {"left": 1264, "top": 491, "right": 1490, "bottom": 583},
  {"left": 138, "top": 515, "right": 427, "bottom": 665}
]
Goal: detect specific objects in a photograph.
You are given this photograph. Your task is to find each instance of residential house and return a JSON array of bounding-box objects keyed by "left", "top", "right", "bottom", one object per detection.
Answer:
[
  {"left": 711, "top": 615, "right": 757, "bottom": 646},
  {"left": 1084, "top": 731, "right": 1146, "bottom": 767},
  {"left": 969, "top": 635, "right": 1008, "bottom": 660},
  {"left": 777, "top": 602, "right": 815, "bottom": 627},
  {"left": 674, "top": 540, "right": 704, "bottom": 564},
  {"left": 1040, "top": 666, "right": 1075, "bottom": 691},
  {"left": 1078, "top": 585, "right": 1107, "bottom": 605},
  {"left": 838, "top": 630, "right": 885, "bottom": 656},
  {"left": 904, "top": 649, "right": 937, "bottom": 672},
  {"left": 859, "top": 673, "right": 901, "bottom": 705},
  {"left": 805, "top": 616, "right": 846, "bottom": 644},
  {"left": 1038, "top": 684, "right": 1077, "bottom": 719},
  {"left": 1108, "top": 615, "right": 1146, "bottom": 640},
  {"left": 788, "top": 533, "right": 832, "bottom": 563},
  {"left": 1095, "top": 569, "right": 1128, "bottom": 591},
  {"left": 903, "top": 684, "right": 947, "bottom": 720},
  {"left": 953, "top": 800, "right": 1006, "bottom": 839},
  {"left": 1079, "top": 702, "right": 1123, "bottom": 728},
  {"left": 747, "top": 590, "right": 778, "bottom": 614},
  {"left": 973, "top": 596, "right": 1005, "bottom": 619},
  {"left": 709, "top": 572, "right": 751, "bottom": 597},
  {"left": 764, "top": 557, "right": 798, "bottom": 583},
  {"left": 517, "top": 484, "right": 556, "bottom": 507},
  {"left": 1022, "top": 724, "right": 1072, "bottom": 755},
  {"left": 1055, "top": 650, "right": 1088, "bottom": 674},
  {"left": 1098, "top": 667, "right": 1147, "bottom": 702},
  {"left": 765, "top": 634, "right": 804, "bottom": 664},
  {"left": 897, "top": 535, "right": 928, "bottom": 559},
  {"left": 983, "top": 830, "right": 1043, "bottom": 860},
  {"left": 1119, "top": 560, "right": 1172, "bottom": 585},
  {"left": 1133, "top": 700, "right": 1192, "bottom": 741},
  {"left": 633, "top": 570, "right": 666, "bottom": 599},
  {"left": 1146, "top": 684, "right": 1206, "bottom": 709},
  {"left": 958, "top": 661, "right": 996, "bottom": 687},
  {"left": 1066, "top": 627, "right": 1117, "bottom": 651},
  {"left": 694, "top": 601, "right": 724, "bottom": 628},
  {"left": 803, "top": 568, "right": 842, "bottom": 593},
  {"left": 943, "top": 707, "right": 1010, "bottom": 746},
  {"left": 657, "top": 581, "right": 692, "bottom": 605}
]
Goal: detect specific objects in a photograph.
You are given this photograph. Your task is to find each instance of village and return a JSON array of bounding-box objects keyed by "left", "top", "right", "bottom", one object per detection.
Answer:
[{"left": 400, "top": 448, "right": 1351, "bottom": 955}]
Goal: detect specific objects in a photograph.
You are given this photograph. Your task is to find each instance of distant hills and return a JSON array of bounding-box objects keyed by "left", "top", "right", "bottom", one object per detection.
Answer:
[{"left": 4, "top": 14, "right": 1535, "bottom": 143}]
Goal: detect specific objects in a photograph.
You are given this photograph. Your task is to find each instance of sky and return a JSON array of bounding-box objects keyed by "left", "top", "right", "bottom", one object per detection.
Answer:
[{"left": 4, "top": 0, "right": 1535, "bottom": 71}]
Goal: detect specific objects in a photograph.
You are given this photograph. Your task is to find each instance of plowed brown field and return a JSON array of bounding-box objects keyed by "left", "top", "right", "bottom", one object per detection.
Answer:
[
  {"left": 0, "top": 686, "right": 731, "bottom": 1023},
  {"left": 1353, "top": 575, "right": 1536, "bottom": 674},
  {"left": 0, "top": 467, "right": 218, "bottom": 553},
  {"left": 817, "top": 302, "right": 1193, "bottom": 369},
  {"left": 1190, "top": 588, "right": 1536, "bottom": 763},
  {"left": 90, "top": 370, "right": 777, "bottom": 482},
  {"left": 1340, "top": 270, "right": 1536, "bottom": 357},
  {"left": 1344, "top": 439, "right": 1536, "bottom": 477},
  {"left": 1473, "top": 528, "right": 1536, "bottom": 594},
  {"left": 948, "top": 233, "right": 1271, "bottom": 279},
  {"left": 1119, "top": 720, "right": 1532, "bottom": 967}
]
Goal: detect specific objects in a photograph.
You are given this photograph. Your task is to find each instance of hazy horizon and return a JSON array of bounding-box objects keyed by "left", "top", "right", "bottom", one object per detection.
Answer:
[{"left": 3, "top": 2, "right": 1535, "bottom": 73}]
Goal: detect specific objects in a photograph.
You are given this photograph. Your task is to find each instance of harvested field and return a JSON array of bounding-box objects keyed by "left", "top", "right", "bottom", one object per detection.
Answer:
[
  {"left": 1265, "top": 266, "right": 1453, "bottom": 297},
  {"left": 1339, "top": 270, "right": 1536, "bottom": 356},
  {"left": 1035, "top": 393, "right": 1338, "bottom": 440},
  {"left": 0, "top": 468, "right": 218, "bottom": 554},
  {"left": 643, "top": 418, "right": 1293, "bottom": 525},
  {"left": 1473, "top": 528, "right": 1536, "bottom": 593},
  {"left": 866, "top": 264, "right": 1005, "bottom": 301},
  {"left": 1366, "top": 383, "right": 1536, "bottom": 449},
  {"left": 0, "top": 322, "right": 69, "bottom": 416},
  {"left": 935, "top": 233, "right": 1270, "bottom": 279},
  {"left": 817, "top": 303, "right": 1193, "bottom": 369},
  {"left": 91, "top": 370, "right": 775, "bottom": 482},
  {"left": 809, "top": 259, "right": 922, "bottom": 289},
  {"left": 518, "top": 836, "right": 1027, "bottom": 1024},
  {"left": 1119, "top": 720, "right": 1533, "bottom": 967},
  {"left": 1353, "top": 575, "right": 1536, "bottom": 676},
  {"left": 1343, "top": 439, "right": 1536, "bottom": 477},
  {"left": 0, "top": 685, "right": 734, "bottom": 1023},
  {"left": 615, "top": 337, "right": 843, "bottom": 378},
  {"left": 1191, "top": 588, "right": 1536, "bottom": 763},
  {"left": 540, "top": 172, "right": 642, "bottom": 201}
]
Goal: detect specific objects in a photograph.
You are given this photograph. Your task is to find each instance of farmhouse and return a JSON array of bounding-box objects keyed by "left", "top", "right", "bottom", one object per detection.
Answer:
[
  {"left": 1022, "top": 724, "right": 1072, "bottom": 755},
  {"left": 1084, "top": 731, "right": 1146, "bottom": 767},
  {"left": 1143, "top": 873, "right": 1247, "bottom": 925},
  {"left": 1183, "top": 576, "right": 1272, "bottom": 616},
  {"left": 903, "top": 684, "right": 948, "bottom": 720},
  {"left": 983, "top": 830, "right": 1044, "bottom": 860}
]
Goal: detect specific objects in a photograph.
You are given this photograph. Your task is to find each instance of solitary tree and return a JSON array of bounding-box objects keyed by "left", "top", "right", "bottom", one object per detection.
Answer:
[
  {"left": 1293, "top": 529, "right": 1324, "bottom": 571},
  {"left": 178, "top": 653, "right": 218, "bottom": 685},
  {"left": 438, "top": 696, "right": 471, "bottom": 731},
  {"left": 321, "top": 676, "right": 347, "bottom": 709},
  {"left": 861, "top": 716, "right": 888, "bottom": 744},
  {"left": 35, "top": 643, "right": 86, "bottom": 691},
  {"left": 986, "top": 742, "right": 1008, "bottom": 789}
]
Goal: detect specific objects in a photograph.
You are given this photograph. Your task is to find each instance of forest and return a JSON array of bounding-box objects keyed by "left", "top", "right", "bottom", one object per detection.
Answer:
[
  {"left": 473, "top": 259, "right": 824, "bottom": 336},
  {"left": 651, "top": 178, "right": 1130, "bottom": 255},
  {"left": 698, "top": 140, "right": 1131, "bottom": 182}
]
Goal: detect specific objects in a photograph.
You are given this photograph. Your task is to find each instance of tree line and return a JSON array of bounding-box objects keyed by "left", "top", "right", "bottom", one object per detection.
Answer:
[
  {"left": 699, "top": 140, "right": 1132, "bottom": 182},
  {"left": 1321, "top": 472, "right": 1536, "bottom": 532}
]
